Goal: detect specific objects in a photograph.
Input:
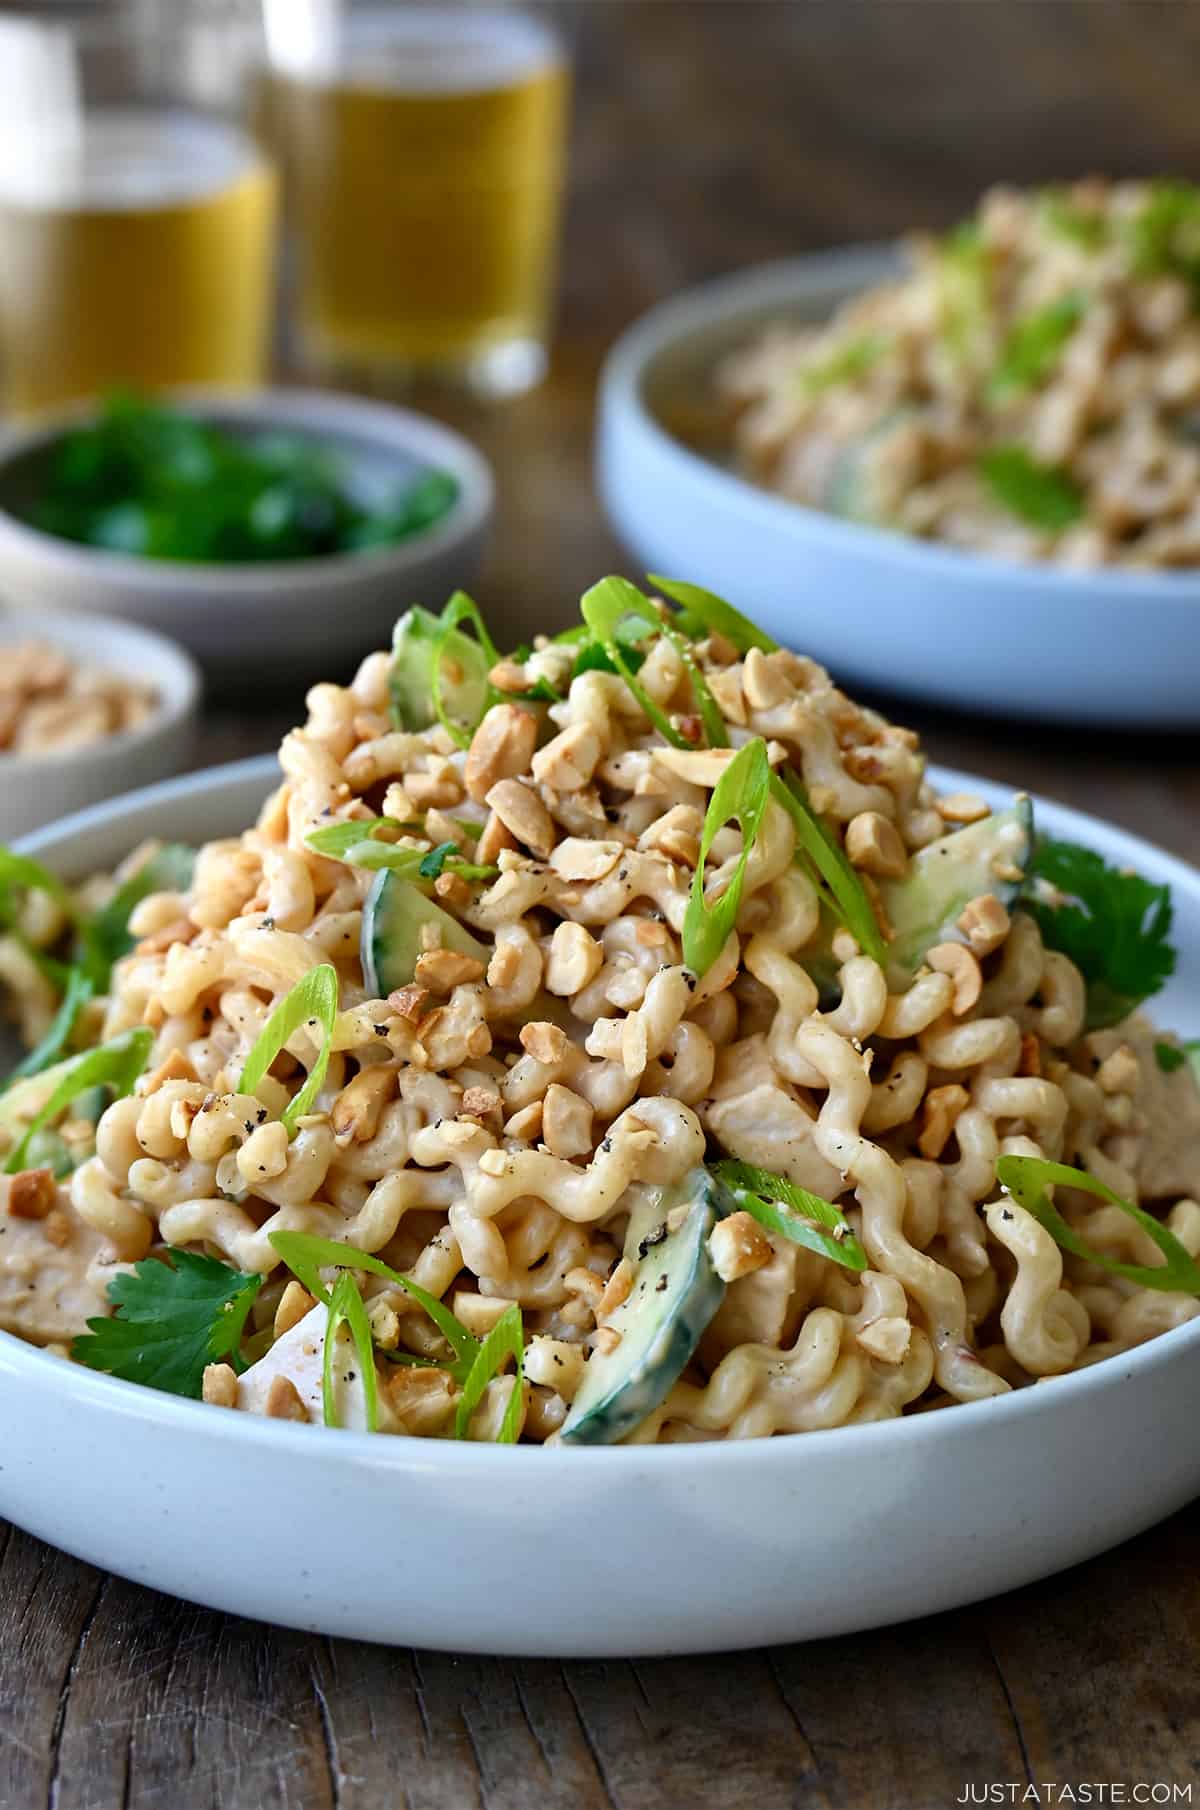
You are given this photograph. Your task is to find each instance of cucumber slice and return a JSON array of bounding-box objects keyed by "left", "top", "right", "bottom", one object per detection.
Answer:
[
  {"left": 559, "top": 1167, "right": 732, "bottom": 1446},
  {"left": 881, "top": 798, "right": 1034, "bottom": 984},
  {"left": 361, "top": 870, "right": 489, "bottom": 996},
  {"left": 389, "top": 605, "right": 490, "bottom": 735}
]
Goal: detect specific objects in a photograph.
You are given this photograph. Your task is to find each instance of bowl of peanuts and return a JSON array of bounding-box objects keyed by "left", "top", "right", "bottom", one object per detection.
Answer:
[{"left": 0, "top": 609, "right": 200, "bottom": 841}]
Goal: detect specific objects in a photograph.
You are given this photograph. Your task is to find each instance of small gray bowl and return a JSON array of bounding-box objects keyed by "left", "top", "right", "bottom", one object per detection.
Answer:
[{"left": 0, "top": 388, "right": 493, "bottom": 684}]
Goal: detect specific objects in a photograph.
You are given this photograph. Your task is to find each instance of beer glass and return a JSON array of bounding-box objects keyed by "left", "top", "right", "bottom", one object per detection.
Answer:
[
  {"left": 0, "top": 9, "right": 278, "bottom": 416},
  {"left": 263, "top": 2, "right": 569, "bottom": 397}
]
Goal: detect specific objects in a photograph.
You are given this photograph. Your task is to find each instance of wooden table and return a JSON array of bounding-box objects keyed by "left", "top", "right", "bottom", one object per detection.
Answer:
[{"left": 5, "top": 4, "right": 1200, "bottom": 1804}]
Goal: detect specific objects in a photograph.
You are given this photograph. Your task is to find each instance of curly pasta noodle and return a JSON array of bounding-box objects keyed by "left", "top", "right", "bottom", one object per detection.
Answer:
[{"left": 2, "top": 606, "right": 1199, "bottom": 1443}]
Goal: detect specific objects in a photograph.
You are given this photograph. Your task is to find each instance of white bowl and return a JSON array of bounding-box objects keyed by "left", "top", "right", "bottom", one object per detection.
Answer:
[
  {"left": 0, "top": 389, "right": 493, "bottom": 683},
  {"left": 1, "top": 756, "right": 1199, "bottom": 1655},
  {"left": 597, "top": 246, "right": 1200, "bottom": 728},
  {"left": 0, "top": 609, "right": 199, "bottom": 841}
]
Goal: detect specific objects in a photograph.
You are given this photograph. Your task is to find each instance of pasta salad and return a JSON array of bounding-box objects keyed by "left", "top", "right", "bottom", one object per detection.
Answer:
[
  {"left": 722, "top": 180, "right": 1200, "bottom": 567},
  {"left": 1, "top": 578, "right": 1198, "bottom": 1445}
]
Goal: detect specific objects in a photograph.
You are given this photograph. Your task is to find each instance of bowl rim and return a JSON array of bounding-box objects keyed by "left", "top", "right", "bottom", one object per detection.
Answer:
[
  {"left": 0, "top": 605, "right": 200, "bottom": 773},
  {"left": 0, "top": 386, "right": 494, "bottom": 594},
  {"left": 4, "top": 749, "right": 1200, "bottom": 1473},
  {"left": 600, "top": 241, "right": 1200, "bottom": 602}
]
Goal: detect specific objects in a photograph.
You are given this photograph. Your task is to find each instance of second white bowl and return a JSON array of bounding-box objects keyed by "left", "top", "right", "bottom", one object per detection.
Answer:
[{"left": 597, "top": 247, "right": 1200, "bottom": 728}]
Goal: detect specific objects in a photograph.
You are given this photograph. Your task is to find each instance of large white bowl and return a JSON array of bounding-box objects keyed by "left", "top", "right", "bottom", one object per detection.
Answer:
[
  {"left": 0, "top": 608, "right": 199, "bottom": 841},
  {"left": 0, "top": 389, "right": 492, "bottom": 683},
  {"left": 597, "top": 246, "right": 1200, "bottom": 728},
  {"left": 1, "top": 756, "right": 1199, "bottom": 1655}
]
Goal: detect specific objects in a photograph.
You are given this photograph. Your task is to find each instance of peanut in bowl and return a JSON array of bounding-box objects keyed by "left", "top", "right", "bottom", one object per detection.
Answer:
[{"left": 0, "top": 610, "right": 199, "bottom": 841}]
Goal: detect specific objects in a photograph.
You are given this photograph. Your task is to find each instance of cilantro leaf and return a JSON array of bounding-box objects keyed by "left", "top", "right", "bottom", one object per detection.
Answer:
[
  {"left": 979, "top": 446, "right": 1084, "bottom": 531},
  {"left": 1039, "top": 189, "right": 1108, "bottom": 250},
  {"left": 1155, "top": 1041, "right": 1187, "bottom": 1074},
  {"left": 988, "top": 295, "right": 1084, "bottom": 402},
  {"left": 1024, "top": 839, "right": 1175, "bottom": 1029},
  {"left": 73, "top": 1250, "right": 262, "bottom": 1398},
  {"left": 1126, "top": 179, "right": 1200, "bottom": 295}
]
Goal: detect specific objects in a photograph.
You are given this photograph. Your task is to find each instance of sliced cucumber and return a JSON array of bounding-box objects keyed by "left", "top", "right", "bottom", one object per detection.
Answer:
[
  {"left": 559, "top": 1167, "right": 732, "bottom": 1446},
  {"left": 361, "top": 870, "right": 489, "bottom": 996},
  {"left": 389, "top": 605, "right": 490, "bottom": 735},
  {"left": 881, "top": 798, "right": 1034, "bottom": 985}
]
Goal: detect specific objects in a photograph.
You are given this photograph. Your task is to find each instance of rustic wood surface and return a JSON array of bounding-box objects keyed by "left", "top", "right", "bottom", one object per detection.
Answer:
[{"left": 5, "top": 4, "right": 1200, "bottom": 1806}]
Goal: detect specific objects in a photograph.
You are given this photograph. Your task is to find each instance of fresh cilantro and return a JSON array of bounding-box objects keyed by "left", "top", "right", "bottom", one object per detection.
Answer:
[
  {"left": 938, "top": 220, "right": 989, "bottom": 356},
  {"left": 1024, "top": 839, "right": 1175, "bottom": 1030},
  {"left": 1, "top": 969, "right": 93, "bottom": 1093},
  {"left": 979, "top": 446, "right": 1084, "bottom": 531},
  {"left": 798, "top": 334, "right": 886, "bottom": 396},
  {"left": 988, "top": 295, "right": 1084, "bottom": 402},
  {"left": 77, "top": 842, "right": 194, "bottom": 989},
  {"left": 418, "top": 841, "right": 459, "bottom": 879},
  {"left": 1126, "top": 179, "right": 1200, "bottom": 295},
  {"left": 1155, "top": 1041, "right": 1186, "bottom": 1074},
  {"left": 1040, "top": 189, "right": 1108, "bottom": 250},
  {"left": 72, "top": 1250, "right": 263, "bottom": 1398}
]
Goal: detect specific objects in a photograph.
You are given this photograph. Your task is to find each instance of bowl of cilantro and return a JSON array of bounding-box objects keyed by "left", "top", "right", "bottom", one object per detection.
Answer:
[
  {"left": 0, "top": 389, "right": 492, "bottom": 682},
  {"left": 597, "top": 241, "right": 1200, "bottom": 728}
]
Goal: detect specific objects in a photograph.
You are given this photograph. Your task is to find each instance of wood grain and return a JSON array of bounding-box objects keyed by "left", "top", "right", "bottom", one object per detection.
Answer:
[{"left": 4, "top": 4, "right": 1200, "bottom": 1806}]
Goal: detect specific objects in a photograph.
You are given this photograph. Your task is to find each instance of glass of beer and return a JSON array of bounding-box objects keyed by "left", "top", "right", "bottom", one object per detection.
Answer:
[
  {"left": 264, "top": 2, "right": 569, "bottom": 397},
  {"left": 0, "top": 9, "right": 278, "bottom": 417}
]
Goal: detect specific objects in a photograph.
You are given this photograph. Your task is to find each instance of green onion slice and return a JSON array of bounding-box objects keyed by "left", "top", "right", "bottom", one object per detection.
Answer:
[
  {"left": 660, "top": 622, "right": 729, "bottom": 748},
  {"left": 647, "top": 576, "right": 779, "bottom": 654},
  {"left": 305, "top": 819, "right": 496, "bottom": 881},
  {"left": 323, "top": 1271, "right": 380, "bottom": 1433},
  {"left": 453, "top": 1301, "right": 525, "bottom": 1443},
  {"left": 432, "top": 591, "right": 502, "bottom": 749},
  {"left": 682, "top": 737, "right": 771, "bottom": 977},
  {"left": 268, "top": 1230, "right": 481, "bottom": 1379},
  {"left": 2, "top": 968, "right": 94, "bottom": 1093},
  {"left": 995, "top": 1154, "right": 1200, "bottom": 1295},
  {"left": 770, "top": 771, "right": 886, "bottom": 965},
  {"left": 240, "top": 964, "right": 339, "bottom": 1136},
  {"left": 77, "top": 843, "right": 194, "bottom": 989},
  {"left": 0, "top": 846, "right": 79, "bottom": 924},
  {"left": 5, "top": 1027, "right": 152, "bottom": 1174},
  {"left": 580, "top": 577, "right": 688, "bottom": 748},
  {"left": 712, "top": 1158, "right": 867, "bottom": 1272}
]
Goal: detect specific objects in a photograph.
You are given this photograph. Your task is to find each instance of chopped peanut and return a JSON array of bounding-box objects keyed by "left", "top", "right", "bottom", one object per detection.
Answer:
[
  {"left": 464, "top": 704, "right": 538, "bottom": 804},
  {"left": 708, "top": 1211, "right": 773, "bottom": 1282},
  {"left": 520, "top": 1020, "right": 568, "bottom": 1065},
  {"left": 542, "top": 1084, "right": 594, "bottom": 1159},
  {"left": 637, "top": 803, "right": 703, "bottom": 869},
  {"left": 202, "top": 1362, "right": 239, "bottom": 1408},
  {"left": 926, "top": 942, "right": 983, "bottom": 1017},
  {"left": 8, "top": 1168, "right": 56, "bottom": 1220},
  {"left": 274, "top": 1281, "right": 317, "bottom": 1340},
  {"left": 957, "top": 893, "right": 1011, "bottom": 957},
  {"left": 531, "top": 722, "right": 602, "bottom": 793},
  {"left": 265, "top": 1375, "right": 310, "bottom": 1422},
  {"left": 591, "top": 1325, "right": 622, "bottom": 1356},
  {"left": 452, "top": 1292, "right": 514, "bottom": 1336},
  {"left": 475, "top": 809, "right": 518, "bottom": 866},
  {"left": 856, "top": 1317, "right": 913, "bottom": 1364},
  {"left": 844, "top": 811, "right": 907, "bottom": 878},
  {"left": 460, "top": 1085, "right": 502, "bottom": 1121},
  {"left": 43, "top": 1207, "right": 71, "bottom": 1249},
  {"left": 414, "top": 948, "right": 486, "bottom": 991},
  {"left": 548, "top": 837, "right": 624, "bottom": 882},
  {"left": 1018, "top": 1032, "right": 1042, "bottom": 1077},
  {"left": 330, "top": 1064, "right": 397, "bottom": 1143},
  {"left": 595, "top": 1257, "right": 635, "bottom": 1319},
  {"left": 484, "top": 778, "right": 556, "bottom": 859},
  {"left": 504, "top": 1101, "right": 543, "bottom": 1142},
  {"left": 545, "top": 921, "right": 603, "bottom": 996},
  {"left": 141, "top": 1049, "right": 197, "bottom": 1096},
  {"left": 1096, "top": 1044, "right": 1140, "bottom": 1095},
  {"left": 387, "top": 984, "right": 429, "bottom": 1022}
]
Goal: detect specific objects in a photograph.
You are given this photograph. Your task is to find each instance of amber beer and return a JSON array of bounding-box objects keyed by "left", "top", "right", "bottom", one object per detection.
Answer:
[
  {"left": 0, "top": 110, "right": 277, "bottom": 416},
  {"left": 271, "top": 8, "right": 568, "bottom": 394}
]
